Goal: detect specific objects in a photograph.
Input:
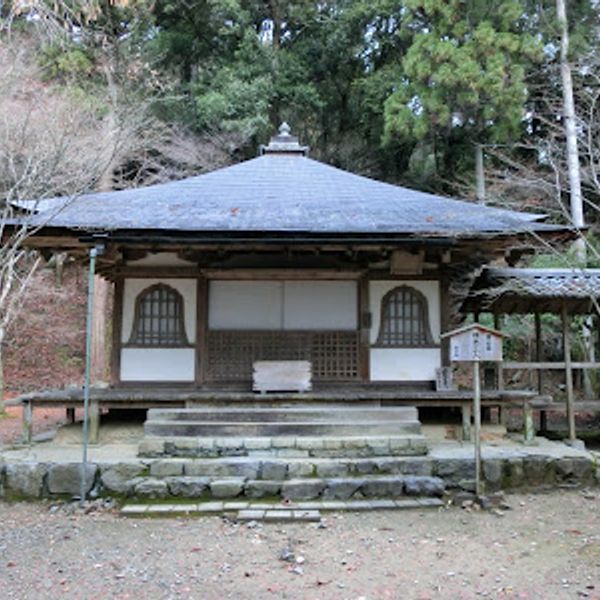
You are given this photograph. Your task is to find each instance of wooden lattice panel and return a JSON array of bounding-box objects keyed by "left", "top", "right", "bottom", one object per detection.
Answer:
[{"left": 206, "top": 330, "right": 360, "bottom": 382}]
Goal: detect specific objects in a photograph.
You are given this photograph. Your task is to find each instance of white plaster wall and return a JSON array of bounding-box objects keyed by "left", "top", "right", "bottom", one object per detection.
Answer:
[
  {"left": 121, "top": 278, "right": 197, "bottom": 344},
  {"left": 283, "top": 281, "right": 357, "bottom": 329},
  {"left": 209, "top": 281, "right": 283, "bottom": 329},
  {"left": 121, "top": 348, "right": 195, "bottom": 381},
  {"left": 368, "top": 280, "right": 441, "bottom": 381},
  {"left": 370, "top": 348, "right": 441, "bottom": 381},
  {"left": 126, "top": 252, "right": 195, "bottom": 266},
  {"left": 209, "top": 280, "right": 357, "bottom": 330}
]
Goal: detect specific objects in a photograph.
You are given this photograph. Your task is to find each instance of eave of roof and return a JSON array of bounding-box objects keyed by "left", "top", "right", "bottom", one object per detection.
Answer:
[{"left": 464, "top": 267, "right": 600, "bottom": 314}]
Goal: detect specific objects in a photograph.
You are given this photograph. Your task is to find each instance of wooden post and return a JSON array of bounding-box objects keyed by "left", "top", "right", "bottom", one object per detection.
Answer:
[
  {"left": 473, "top": 361, "right": 482, "bottom": 496},
  {"left": 534, "top": 312, "right": 547, "bottom": 433},
  {"left": 89, "top": 399, "right": 100, "bottom": 444},
  {"left": 22, "top": 400, "right": 33, "bottom": 444},
  {"left": 523, "top": 402, "right": 535, "bottom": 443},
  {"left": 462, "top": 402, "right": 472, "bottom": 442},
  {"left": 562, "top": 303, "right": 576, "bottom": 441},
  {"left": 494, "top": 314, "right": 508, "bottom": 427}
]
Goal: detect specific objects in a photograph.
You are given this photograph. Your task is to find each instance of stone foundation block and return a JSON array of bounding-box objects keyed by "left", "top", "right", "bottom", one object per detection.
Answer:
[
  {"left": 245, "top": 480, "right": 283, "bottom": 498},
  {"left": 366, "top": 439, "right": 390, "bottom": 455},
  {"left": 150, "top": 460, "right": 185, "bottom": 477},
  {"left": 260, "top": 460, "right": 288, "bottom": 480},
  {"left": 210, "top": 478, "right": 245, "bottom": 498},
  {"left": 360, "top": 476, "right": 404, "bottom": 498},
  {"left": 272, "top": 437, "right": 296, "bottom": 449},
  {"left": 482, "top": 460, "right": 503, "bottom": 491},
  {"left": 434, "top": 459, "right": 474, "bottom": 485},
  {"left": 5, "top": 462, "right": 48, "bottom": 499},
  {"left": 244, "top": 438, "right": 271, "bottom": 450},
  {"left": 132, "top": 478, "right": 169, "bottom": 499},
  {"left": 100, "top": 462, "right": 147, "bottom": 495},
  {"left": 138, "top": 439, "right": 165, "bottom": 456},
  {"left": 403, "top": 476, "right": 445, "bottom": 497},
  {"left": 523, "top": 456, "right": 555, "bottom": 486},
  {"left": 342, "top": 438, "right": 367, "bottom": 450},
  {"left": 197, "top": 460, "right": 260, "bottom": 479},
  {"left": 353, "top": 459, "right": 379, "bottom": 475},
  {"left": 315, "top": 461, "right": 350, "bottom": 478},
  {"left": 322, "top": 478, "right": 363, "bottom": 500},
  {"left": 296, "top": 438, "right": 325, "bottom": 451},
  {"left": 555, "top": 457, "right": 594, "bottom": 483},
  {"left": 276, "top": 449, "right": 308, "bottom": 458},
  {"left": 281, "top": 479, "right": 326, "bottom": 501},
  {"left": 287, "top": 462, "right": 314, "bottom": 478},
  {"left": 47, "top": 463, "right": 97, "bottom": 497},
  {"left": 389, "top": 438, "right": 411, "bottom": 453},
  {"left": 166, "top": 476, "right": 211, "bottom": 497},
  {"left": 215, "top": 438, "right": 245, "bottom": 451},
  {"left": 503, "top": 458, "right": 524, "bottom": 488},
  {"left": 397, "top": 458, "right": 433, "bottom": 477}
]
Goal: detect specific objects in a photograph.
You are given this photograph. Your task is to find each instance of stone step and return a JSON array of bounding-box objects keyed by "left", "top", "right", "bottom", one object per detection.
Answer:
[
  {"left": 144, "top": 420, "right": 423, "bottom": 438},
  {"left": 144, "top": 455, "right": 434, "bottom": 479},
  {"left": 121, "top": 498, "right": 444, "bottom": 518},
  {"left": 127, "top": 473, "right": 446, "bottom": 502},
  {"left": 146, "top": 406, "right": 418, "bottom": 423},
  {"left": 139, "top": 434, "right": 428, "bottom": 458}
]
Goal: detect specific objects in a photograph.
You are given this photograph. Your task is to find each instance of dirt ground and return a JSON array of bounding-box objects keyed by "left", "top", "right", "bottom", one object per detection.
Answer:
[
  {"left": 0, "top": 491, "right": 598, "bottom": 600},
  {"left": 0, "top": 405, "right": 68, "bottom": 446}
]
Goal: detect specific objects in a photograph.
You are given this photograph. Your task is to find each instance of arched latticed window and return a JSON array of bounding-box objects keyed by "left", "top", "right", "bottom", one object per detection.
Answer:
[
  {"left": 128, "top": 284, "right": 189, "bottom": 347},
  {"left": 375, "top": 286, "right": 434, "bottom": 347}
]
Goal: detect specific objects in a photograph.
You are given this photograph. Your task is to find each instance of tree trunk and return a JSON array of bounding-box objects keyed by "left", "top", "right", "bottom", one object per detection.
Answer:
[
  {"left": 475, "top": 144, "right": 486, "bottom": 203},
  {"left": 557, "top": 0, "right": 594, "bottom": 399},
  {"left": 0, "top": 326, "right": 5, "bottom": 415},
  {"left": 557, "top": 0, "right": 585, "bottom": 257}
]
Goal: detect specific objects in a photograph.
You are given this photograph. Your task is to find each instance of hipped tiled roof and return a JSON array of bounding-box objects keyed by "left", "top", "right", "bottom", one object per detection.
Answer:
[{"left": 24, "top": 149, "right": 559, "bottom": 237}]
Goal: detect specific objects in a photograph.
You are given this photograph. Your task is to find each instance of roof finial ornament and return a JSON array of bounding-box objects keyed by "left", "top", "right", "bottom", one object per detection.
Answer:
[
  {"left": 279, "top": 122, "right": 291, "bottom": 137},
  {"left": 260, "top": 122, "right": 309, "bottom": 156}
]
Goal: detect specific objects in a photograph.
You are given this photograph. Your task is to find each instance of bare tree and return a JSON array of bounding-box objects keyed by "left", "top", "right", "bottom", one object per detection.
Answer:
[{"left": 0, "top": 41, "right": 123, "bottom": 413}]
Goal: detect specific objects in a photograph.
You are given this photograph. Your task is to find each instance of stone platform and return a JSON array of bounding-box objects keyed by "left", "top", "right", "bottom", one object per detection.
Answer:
[{"left": 1, "top": 434, "right": 598, "bottom": 504}]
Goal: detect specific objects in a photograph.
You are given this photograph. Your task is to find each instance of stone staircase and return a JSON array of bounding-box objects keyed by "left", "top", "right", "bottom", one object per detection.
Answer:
[
  {"left": 124, "top": 455, "right": 446, "bottom": 503},
  {"left": 129, "top": 402, "right": 439, "bottom": 503},
  {"left": 139, "top": 403, "right": 427, "bottom": 459}
]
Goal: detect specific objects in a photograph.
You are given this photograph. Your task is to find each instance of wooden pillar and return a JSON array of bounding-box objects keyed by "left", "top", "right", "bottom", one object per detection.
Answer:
[
  {"left": 110, "top": 278, "right": 124, "bottom": 386},
  {"left": 22, "top": 400, "right": 32, "bottom": 444},
  {"left": 89, "top": 399, "right": 100, "bottom": 444},
  {"left": 358, "top": 275, "right": 371, "bottom": 380},
  {"left": 562, "top": 303, "right": 576, "bottom": 441},
  {"left": 195, "top": 276, "right": 208, "bottom": 386},
  {"left": 440, "top": 275, "right": 451, "bottom": 366},
  {"left": 91, "top": 276, "right": 109, "bottom": 382}
]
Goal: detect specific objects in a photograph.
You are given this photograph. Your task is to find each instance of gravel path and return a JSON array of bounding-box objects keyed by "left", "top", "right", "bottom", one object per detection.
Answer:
[{"left": 1, "top": 491, "right": 599, "bottom": 599}]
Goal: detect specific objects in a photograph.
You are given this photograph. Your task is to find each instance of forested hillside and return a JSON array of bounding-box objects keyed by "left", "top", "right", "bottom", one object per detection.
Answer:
[{"left": 2, "top": 1, "right": 599, "bottom": 207}]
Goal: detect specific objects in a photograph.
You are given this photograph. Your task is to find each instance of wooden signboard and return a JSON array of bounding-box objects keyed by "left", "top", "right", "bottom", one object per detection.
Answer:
[{"left": 253, "top": 360, "right": 312, "bottom": 393}]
